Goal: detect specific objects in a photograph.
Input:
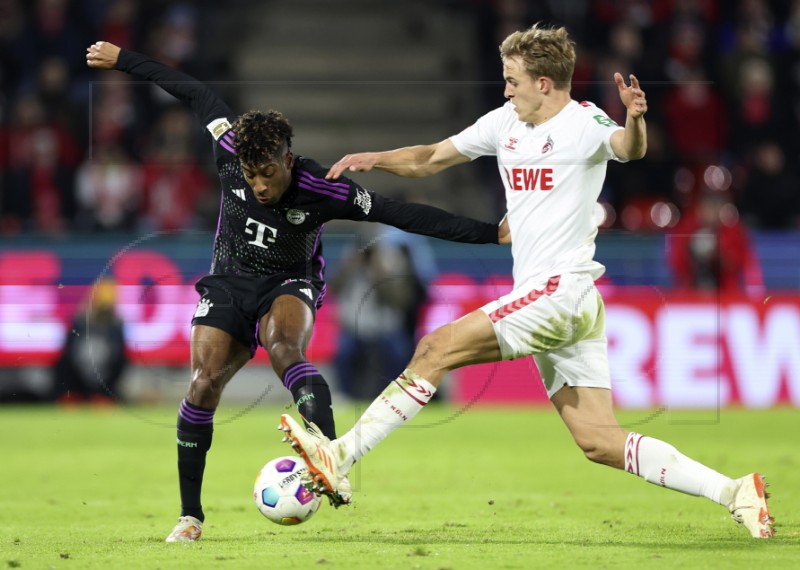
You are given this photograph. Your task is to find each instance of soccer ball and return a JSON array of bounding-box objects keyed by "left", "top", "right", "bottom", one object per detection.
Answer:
[{"left": 253, "top": 456, "right": 322, "bottom": 525}]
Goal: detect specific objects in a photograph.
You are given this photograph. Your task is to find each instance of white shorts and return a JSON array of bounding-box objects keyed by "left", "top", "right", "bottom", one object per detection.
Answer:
[{"left": 478, "top": 272, "right": 611, "bottom": 399}]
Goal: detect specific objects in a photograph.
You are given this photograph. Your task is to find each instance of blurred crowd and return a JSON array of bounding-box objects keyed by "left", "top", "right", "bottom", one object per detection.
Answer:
[
  {"left": 480, "top": 0, "right": 800, "bottom": 234},
  {"left": 0, "top": 0, "right": 226, "bottom": 236},
  {"left": 3, "top": 0, "right": 797, "bottom": 404},
  {"left": 1, "top": 0, "right": 798, "bottom": 294}
]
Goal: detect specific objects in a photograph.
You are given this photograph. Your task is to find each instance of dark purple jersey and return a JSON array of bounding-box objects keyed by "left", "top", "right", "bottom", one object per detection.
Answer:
[{"left": 115, "top": 49, "right": 498, "bottom": 287}]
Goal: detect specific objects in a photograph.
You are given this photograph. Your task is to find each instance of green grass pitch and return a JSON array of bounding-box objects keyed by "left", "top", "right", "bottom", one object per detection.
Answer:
[{"left": 1, "top": 404, "right": 797, "bottom": 569}]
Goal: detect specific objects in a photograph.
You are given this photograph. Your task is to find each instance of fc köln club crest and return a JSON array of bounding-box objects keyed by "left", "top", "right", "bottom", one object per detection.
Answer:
[{"left": 542, "top": 135, "right": 554, "bottom": 154}]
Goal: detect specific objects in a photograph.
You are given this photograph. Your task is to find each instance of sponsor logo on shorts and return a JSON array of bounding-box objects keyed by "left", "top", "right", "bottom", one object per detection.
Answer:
[
  {"left": 194, "top": 298, "right": 213, "bottom": 318},
  {"left": 299, "top": 288, "right": 313, "bottom": 299},
  {"left": 286, "top": 209, "right": 307, "bottom": 224},
  {"left": 281, "top": 278, "right": 312, "bottom": 287}
]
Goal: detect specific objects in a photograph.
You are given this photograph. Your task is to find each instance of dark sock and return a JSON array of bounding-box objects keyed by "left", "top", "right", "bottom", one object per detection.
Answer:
[
  {"left": 176, "top": 399, "right": 214, "bottom": 522},
  {"left": 282, "top": 362, "right": 336, "bottom": 439}
]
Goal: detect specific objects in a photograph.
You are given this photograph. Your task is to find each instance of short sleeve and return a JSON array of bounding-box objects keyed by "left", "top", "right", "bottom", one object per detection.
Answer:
[
  {"left": 449, "top": 106, "right": 508, "bottom": 160},
  {"left": 579, "top": 104, "right": 627, "bottom": 163}
]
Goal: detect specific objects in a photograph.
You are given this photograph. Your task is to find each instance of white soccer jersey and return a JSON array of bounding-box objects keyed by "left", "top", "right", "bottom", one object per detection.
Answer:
[{"left": 451, "top": 100, "right": 625, "bottom": 289}]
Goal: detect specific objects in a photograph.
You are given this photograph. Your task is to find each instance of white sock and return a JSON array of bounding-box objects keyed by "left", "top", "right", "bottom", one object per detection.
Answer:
[
  {"left": 625, "top": 432, "right": 737, "bottom": 506},
  {"left": 337, "top": 369, "right": 436, "bottom": 466}
]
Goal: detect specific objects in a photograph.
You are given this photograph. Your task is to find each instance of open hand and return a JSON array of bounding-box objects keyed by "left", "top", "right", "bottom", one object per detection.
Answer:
[
  {"left": 325, "top": 153, "right": 380, "bottom": 180},
  {"left": 86, "top": 41, "right": 121, "bottom": 70},
  {"left": 614, "top": 73, "right": 647, "bottom": 119}
]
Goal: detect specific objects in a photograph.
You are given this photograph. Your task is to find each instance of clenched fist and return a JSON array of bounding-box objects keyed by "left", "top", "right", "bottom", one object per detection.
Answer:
[{"left": 86, "top": 41, "right": 121, "bottom": 70}]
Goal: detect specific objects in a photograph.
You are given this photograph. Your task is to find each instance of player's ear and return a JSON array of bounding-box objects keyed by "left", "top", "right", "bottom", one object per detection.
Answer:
[
  {"left": 285, "top": 151, "right": 294, "bottom": 169},
  {"left": 539, "top": 76, "right": 551, "bottom": 94}
]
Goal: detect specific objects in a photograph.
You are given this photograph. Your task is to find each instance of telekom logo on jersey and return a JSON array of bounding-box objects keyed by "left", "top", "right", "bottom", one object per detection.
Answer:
[
  {"left": 245, "top": 217, "right": 277, "bottom": 249},
  {"left": 504, "top": 167, "right": 554, "bottom": 191}
]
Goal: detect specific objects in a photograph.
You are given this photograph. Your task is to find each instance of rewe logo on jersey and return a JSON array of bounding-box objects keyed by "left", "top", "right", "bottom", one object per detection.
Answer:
[
  {"left": 503, "top": 137, "right": 519, "bottom": 150},
  {"left": 506, "top": 167, "right": 554, "bottom": 191}
]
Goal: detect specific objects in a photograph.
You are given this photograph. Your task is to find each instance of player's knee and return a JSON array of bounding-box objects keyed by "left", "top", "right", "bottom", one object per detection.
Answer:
[
  {"left": 414, "top": 331, "right": 448, "bottom": 362},
  {"left": 265, "top": 340, "right": 304, "bottom": 375},
  {"left": 188, "top": 371, "right": 224, "bottom": 407}
]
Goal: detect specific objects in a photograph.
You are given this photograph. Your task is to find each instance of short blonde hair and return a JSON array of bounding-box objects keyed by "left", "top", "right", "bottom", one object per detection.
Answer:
[{"left": 500, "top": 23, "right": 576, "bottom": 90}]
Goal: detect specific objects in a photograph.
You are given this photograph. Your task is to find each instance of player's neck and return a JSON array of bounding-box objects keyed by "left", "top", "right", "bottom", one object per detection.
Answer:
[{"left": 530, "top": 94, "right": 571, "bottom": 126}]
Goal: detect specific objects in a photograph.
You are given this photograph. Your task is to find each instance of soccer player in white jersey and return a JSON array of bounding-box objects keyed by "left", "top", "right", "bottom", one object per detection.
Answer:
[{"left": 279, "top": 23, "right": 774, "bottom": 538}]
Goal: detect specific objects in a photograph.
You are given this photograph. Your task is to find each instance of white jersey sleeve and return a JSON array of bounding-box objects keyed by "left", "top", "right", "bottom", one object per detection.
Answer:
[
  {"left": 449, "top": 106, "right": 508, "bottom": 159},
  {"left": 577, "top": 103, "right": 627, "bottom": 163}
]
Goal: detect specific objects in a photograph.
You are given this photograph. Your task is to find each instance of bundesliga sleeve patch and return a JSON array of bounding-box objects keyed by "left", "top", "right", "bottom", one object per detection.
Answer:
[{"left": 207, "top": 118, "right": 233, "bottom": 140}]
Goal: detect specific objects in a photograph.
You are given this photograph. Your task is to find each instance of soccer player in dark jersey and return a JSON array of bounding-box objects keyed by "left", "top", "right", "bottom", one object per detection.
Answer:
[{"left": 86, "top": 40, "right": 508, "bottom": 542}]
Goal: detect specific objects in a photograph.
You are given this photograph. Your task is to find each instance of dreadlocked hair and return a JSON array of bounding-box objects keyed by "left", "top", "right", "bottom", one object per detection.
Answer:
[{"left": 232, "top": 110, "right": 294, "bottom": 165}]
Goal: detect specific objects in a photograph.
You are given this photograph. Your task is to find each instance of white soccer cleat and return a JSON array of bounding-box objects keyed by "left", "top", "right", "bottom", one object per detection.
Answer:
[
  {"left": 165, "top": 515, "right": 203, "bottom": 542},
  {"left": 278, "top": 414, "right": 347, "bottom": 502},
  {"left": 728, "top": 473, "right": 775, "bottom": 538},
  {"left": 328, "top": 475, "right": 352, "bottom": 509}
]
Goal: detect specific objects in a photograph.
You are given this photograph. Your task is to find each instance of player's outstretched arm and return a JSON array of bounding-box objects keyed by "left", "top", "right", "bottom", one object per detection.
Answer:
[
  {"left": 86, "top": 40, "right": 232, "bottom": 127},
  {"left": 326, "top": 139, "right": 470, "bottom": 180},
  {"left": 368, "top": 196, "right": 500, "bottom": 245},
  {"left": 610, "top": 73, "right": 647, "bottom": 161}
]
